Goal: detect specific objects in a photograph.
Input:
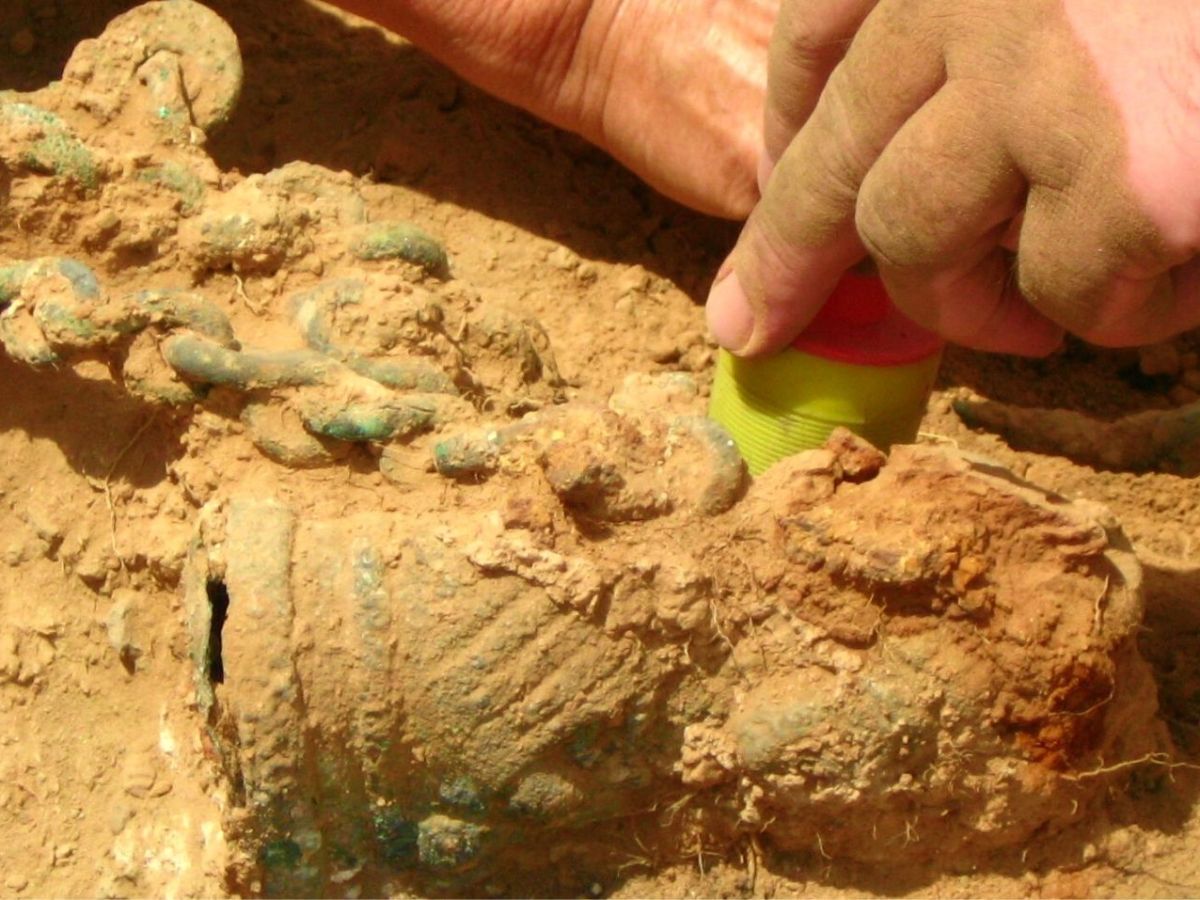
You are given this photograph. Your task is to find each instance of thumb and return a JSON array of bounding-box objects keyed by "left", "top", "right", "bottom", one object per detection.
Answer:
[
  {"left": 705, "top": 206, "right": 865, "bottom": 355},
  {"left": 709, "top": 0, "right": 941, "bottom": 355}
]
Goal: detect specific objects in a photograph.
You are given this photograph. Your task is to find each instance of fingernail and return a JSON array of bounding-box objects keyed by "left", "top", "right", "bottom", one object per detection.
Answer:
[{"left": 707, "top": 268, "right": 755, "bottom": 352}]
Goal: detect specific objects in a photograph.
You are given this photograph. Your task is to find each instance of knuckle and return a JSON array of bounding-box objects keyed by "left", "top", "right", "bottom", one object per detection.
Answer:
[
  {"left": 1075, "top": 276, "right": 1179, "bottom": 347},
  {"left": 855, "top": 191, "right": 908, "bottom": 268},
  {"left": 809, "top": 80, "right": 876, "bottom": 187},
  {"left": 1014, "top": 249, "right": 1096, "bottom": 335},
  {"left": 1017, "top": 192, "right": 1173, "bottom": 341},
  {"left": 776, "top": 0, "right": 859, "bottom": 68},
  {"left": 779, "top": 26, "right": 843, "bottom": 71},
  {"left": 855, "top": 175, "right": 935, "bottom": 269}
]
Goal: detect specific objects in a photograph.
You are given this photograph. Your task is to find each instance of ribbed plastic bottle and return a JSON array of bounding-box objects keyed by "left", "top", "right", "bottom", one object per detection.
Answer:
[{"left": 708, "top": 273, "right": 944, "bottom": 475}]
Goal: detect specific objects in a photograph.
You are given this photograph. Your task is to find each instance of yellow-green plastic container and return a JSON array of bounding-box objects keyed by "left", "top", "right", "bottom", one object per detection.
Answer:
[{"left": 709, "top": 274, "right": 943, "bottom": 476}]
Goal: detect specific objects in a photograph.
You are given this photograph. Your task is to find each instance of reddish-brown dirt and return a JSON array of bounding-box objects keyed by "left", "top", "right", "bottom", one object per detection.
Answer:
[{"left": 2, "top": 2, "right": 1200, "bottom": 898}]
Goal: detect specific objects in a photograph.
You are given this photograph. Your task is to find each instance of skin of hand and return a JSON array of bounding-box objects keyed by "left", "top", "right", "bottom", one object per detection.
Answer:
[
  {"left": 322, "top": 0, "right": 776, "bottom": 219},
  {"left": 707, "top": 0, "right": 1200, "bottom": 356}
]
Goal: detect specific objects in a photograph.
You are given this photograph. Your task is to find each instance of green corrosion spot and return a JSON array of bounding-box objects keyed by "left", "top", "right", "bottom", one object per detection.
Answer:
[
  {"left": 569, "top": 722, "right": 603, "bottom": 768},
  {"left": 131, "top": 290, "right": 235, "bottom": 344},
  {"left": 348, "top": 222, "right": 449, "bottom": 276},
  {"left": 432, "top": 432, "right": 500, "bottom": 477},
  {"left": 1, "top": 104, "right": 102, "bottom": 190},
  {"left": 200, "top": 213, "right": 259, "bottom": 254},
  {"left": 54, "top": 258, "right": 100, "bottom": 297},
  {"left": 259, "top": 838, "right": 302, "bottom": 870},
  {"left": 0, "top": 264, "right": 30, "bottom": 305},
  {"left": 305, "top": 401, "right": 437, "bottom": 443},
  {"left": 1, "top": 101, "right": 57, "bottom": 127},
  {"left": 438, "top": 775, "right": 485, "bottom": 813},
  {"left": 23, "top": 135, "right": 98, "bottom": 189},
  {"left": 37, "top": 303, "right": 96, "bottom": 340},
  {"left": 349, "top": 357, "right": 457, "bottom": 394},
  {"left": 138, "top": 163, "right": 206, "bottom": 213},
  {"left": 372, "top": 808, "right": 419, "bottom": 868},
  {"left": 319, "top": 412, "right": 395, "bottom": 443},
  {"left": 0, "top": 258, "right": 98, "bottom": 307}
]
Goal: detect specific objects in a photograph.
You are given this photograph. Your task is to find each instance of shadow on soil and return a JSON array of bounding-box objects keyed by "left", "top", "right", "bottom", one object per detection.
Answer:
[
  {"left": 203, "top": 0, "right": 737, "bottom": 299},
  {"left": 0, "top": 355, "right": 183, "bottom": 488},
  {"left": 938, "top": 338, "right": 1175, "bottom": 420}
]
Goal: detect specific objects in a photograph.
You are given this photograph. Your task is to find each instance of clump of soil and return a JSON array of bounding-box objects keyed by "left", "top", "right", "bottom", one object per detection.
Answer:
[{"left": 1, "top": 2, "right": 1199, "bottom": 899}]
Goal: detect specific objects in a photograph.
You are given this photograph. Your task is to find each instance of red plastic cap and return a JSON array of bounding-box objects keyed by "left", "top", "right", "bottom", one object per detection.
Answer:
[{"left": 791, "top": 273, "right": 944, "bottom": 366}]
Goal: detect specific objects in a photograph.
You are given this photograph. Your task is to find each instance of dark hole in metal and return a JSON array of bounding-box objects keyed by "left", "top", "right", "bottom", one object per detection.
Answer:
[{"left": 207, "top": 579, "right": 229, "bottom": 684}]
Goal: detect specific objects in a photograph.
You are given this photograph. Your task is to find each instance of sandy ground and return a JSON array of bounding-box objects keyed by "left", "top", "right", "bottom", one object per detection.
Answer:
[{"left": 1, "top": 1, "right": 1199, "bottom": 897}]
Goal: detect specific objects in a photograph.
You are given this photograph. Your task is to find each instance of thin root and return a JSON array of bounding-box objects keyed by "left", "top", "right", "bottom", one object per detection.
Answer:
[
  {"left": 1064, "top": 751, "right": 1200, "bottom": 782},
  {"left": 88, "top": 411, "right": 159, "bottom": 565},
  {"left": 233, "top": 273, "right": 266, "bottom": 315}
]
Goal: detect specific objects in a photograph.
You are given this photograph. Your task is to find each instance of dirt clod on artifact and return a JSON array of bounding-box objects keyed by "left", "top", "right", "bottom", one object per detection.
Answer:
[{"left": 435, "top": 398, "right": 745, "bottom": 520}]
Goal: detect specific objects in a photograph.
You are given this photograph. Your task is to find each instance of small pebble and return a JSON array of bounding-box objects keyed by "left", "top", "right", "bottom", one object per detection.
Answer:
[
  {"left": 616, "top": 266, "right": 650, "bottom": 297},
  {"left": 294, "top": 253, "right": 323, "bottom": 276},
  {"left": 1101, "top": 826, "right": 1137, "bottom": 860},
  {"left": 547, "top": 245, "right": 578, "bottom": 271},
  {"left": 4, "top": 874, "right": 28, "bottom": 892},
  {"left": 108, "top": 804, "right": 133, "bottom": 836},
  {"left": 647, "top": 335, "right": 680, "bottom": 364},
  {"left": 679, "top": 344, "right": 713, "bottom": 373},
  {"left": 122, "top": 750, "right": 159, "bottom": 798}
]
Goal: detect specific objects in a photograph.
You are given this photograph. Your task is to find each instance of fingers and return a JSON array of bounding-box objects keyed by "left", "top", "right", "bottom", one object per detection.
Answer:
[
  {"left": 855, "top": 81, "right": 1065, "bottom": 354},
  {"left": 718, "top": 0, "right": 1200, "bottom": 357},
  {"left": 1012, "top": 176, "right": 1200, "bottom": 345},
  {"left": 709, "top": 0, "right": 945, "bottom": 356},
  {"left": 763, "top": 0, "right": 880, "bottom": 170},
  {"left": 1020, "top": 251, "right": 1200, "bottom": 348}
]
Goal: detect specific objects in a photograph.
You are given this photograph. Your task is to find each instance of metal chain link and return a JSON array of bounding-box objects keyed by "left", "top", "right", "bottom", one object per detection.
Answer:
[{"left": 0, "top": 257, "right": 469, "bottom": 464}]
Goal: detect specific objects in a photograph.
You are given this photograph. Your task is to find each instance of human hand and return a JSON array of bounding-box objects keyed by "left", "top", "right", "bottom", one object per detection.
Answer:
[
  {"left": 325, "top": 0, "right": 776, "bottom": 219},
  {"left": 708, "top": 0, "right": 1200, "bottom": 356}
]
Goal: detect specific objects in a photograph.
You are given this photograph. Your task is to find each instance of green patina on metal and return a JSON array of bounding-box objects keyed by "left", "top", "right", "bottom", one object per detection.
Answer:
[
  {"left": 348, "top": 223, "right": 449, "bottom": 276},
  {"left": 0, "top": 264, "right": 31, "bottom": 305},
  {"left": 137, "top": 162, "right": 206, "bottom": 212},
  {"left": 259, "top": 838, "right": 302, "bottom": 870},
  {"left": 372, "top": 808, "right": 419, "bottom": 868},
  {"left": 307, "top": 406, "right": 413, "bottom": 443},
  {"left": 1, "top": 104, "right": 101, "bottom": 190}
]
